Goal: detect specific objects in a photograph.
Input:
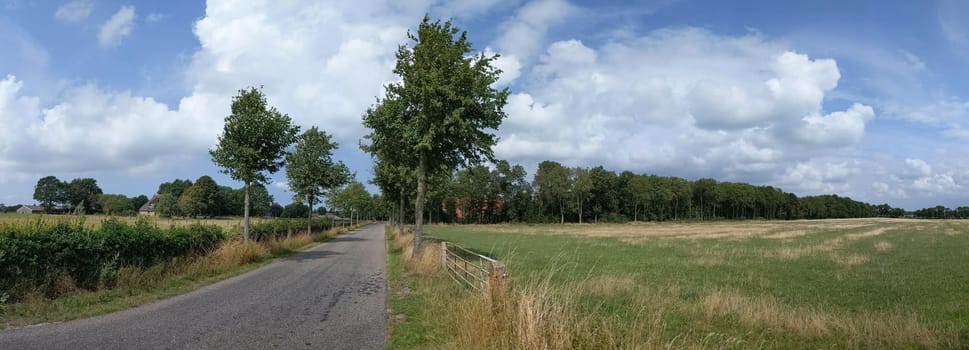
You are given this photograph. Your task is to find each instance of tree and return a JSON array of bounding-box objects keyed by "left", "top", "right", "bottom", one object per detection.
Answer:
[
  {"left": 329, "top": 182, "right": 372, "bottom": 225},
  {"left": 572, "top": 167, "right": 592, "bottom": 224},
  {"left": 66, "top": 178, "right": 103, "bottom": 214},
  {"left": 534, "top": 161, "right": 571, "bottom": 223},
  {"left": 269, "top": 203, "right": 284, "bottom": 217},
  {"left": 285, "top": 127, "right": 351, "bottom": 235},
  {"left": 216, "top": 186, "right": 242, "bottom": 216},
  {"left": 249, "top": 184, "right": 274, "bottom": 217},
  {"left": 131, "top": 195, "right": 149, "bottom": 213},
  {"left": 210, "top": 87, "right": 300, "bottom": 241},
  {"left": 178, "top": 185, "right": 207, "bottom": 218},
  {"left": 34, "top": 176, "right": 66, "bottom": 213},
  {"left": 193, "top": 175, "right": 220, "bottom": 217},
  {"left": 363, "top": 17, "right": 508, "bottom": 254},
  {"left": 98, "top": 194, "right": 133, "bottom": 216},
  {"left": 281, "top": 202, "right": 310, "bottom": 218},
  {"left": 158, "top": 179, "right": 193, "bottom": 198},
  {"left": 155, "top": 193, "right": 180, "bottom": 218}
]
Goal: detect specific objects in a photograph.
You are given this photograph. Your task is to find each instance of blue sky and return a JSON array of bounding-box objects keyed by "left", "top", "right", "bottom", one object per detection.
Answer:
[{"left": 1, "top": 0, "right": 968, "bottom": 210}]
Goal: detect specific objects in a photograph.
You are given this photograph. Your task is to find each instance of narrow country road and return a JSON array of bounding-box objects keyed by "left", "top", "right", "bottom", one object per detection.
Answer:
[{"left": 0, "top": 223, "right": 388, "bottom": 350}]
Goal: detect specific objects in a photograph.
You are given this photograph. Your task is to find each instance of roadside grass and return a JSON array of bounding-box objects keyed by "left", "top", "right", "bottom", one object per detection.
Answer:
[
  {"left": 387, "top": 219, "right": 968, "bottom": 349},
  {"left": 0, "top": 224, "right": 364, "bottom": 329}
]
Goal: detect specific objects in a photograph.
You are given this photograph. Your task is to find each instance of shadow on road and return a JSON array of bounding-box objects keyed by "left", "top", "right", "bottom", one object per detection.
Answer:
[
  {"left": 291, "top": 250, "right": 341, "bottom": 262},
  {"left": 332, "top": 236, "right": 367, "bottom": 242}
]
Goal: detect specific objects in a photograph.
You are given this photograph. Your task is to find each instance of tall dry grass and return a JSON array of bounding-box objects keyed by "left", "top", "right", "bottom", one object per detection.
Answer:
[
  {"left": 108, "top": 226, "right": 350, "bottom": 292},
  {"left": 701, "top": 290, "right": 940, "bottom": 348}
]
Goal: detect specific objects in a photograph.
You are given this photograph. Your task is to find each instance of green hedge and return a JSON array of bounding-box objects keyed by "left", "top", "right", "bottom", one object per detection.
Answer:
[
  {"left": 250, "top": 218, "right": 334, "bottom": 241},
  {"left": 0, "top": 218, "right": 224, "bottom": 300}
]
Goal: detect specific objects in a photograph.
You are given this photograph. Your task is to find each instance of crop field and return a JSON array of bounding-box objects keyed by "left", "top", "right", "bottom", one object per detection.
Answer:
[{"left": 420, "top": 219, "right": 969, "bottom": 349}]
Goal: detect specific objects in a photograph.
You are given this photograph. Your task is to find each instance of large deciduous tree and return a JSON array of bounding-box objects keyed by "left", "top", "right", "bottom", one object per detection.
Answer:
[
  {"left": 33, "top": 176, "right": 66, "bottom": 213},
  {"left": 285, "top": 127, "right": 351, "bottom": 235},
  {"left": 210, "top": 87, "right": 299, "bottom": 241},
  {"left": 66, "top": 178, "right": 103, "bottom": 214},
  {"left": 534, "top": 161, "right": 571, "bottom": 224},
  {"left": 363, "top": 16, "right": 509, "bottom": 254}
]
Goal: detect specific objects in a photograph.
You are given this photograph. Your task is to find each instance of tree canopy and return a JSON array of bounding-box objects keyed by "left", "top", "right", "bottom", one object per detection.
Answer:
[
  {"left": 286, "top": 127, "right": 351, "bottom": 233},
  {"left": 210, "top": 87, "right": 299, "bottom": 241},
  {"left": 363, "top": 16, "right": 509, "bottom": 254}
]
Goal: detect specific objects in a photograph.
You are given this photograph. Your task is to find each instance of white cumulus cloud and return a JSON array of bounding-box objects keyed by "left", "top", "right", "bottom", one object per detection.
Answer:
[
  {"left": 55, "top": 0, "right": 93, "bottom": 23},
  {"left": 98, "top": 5, "right": 136, "bottom": 48}
]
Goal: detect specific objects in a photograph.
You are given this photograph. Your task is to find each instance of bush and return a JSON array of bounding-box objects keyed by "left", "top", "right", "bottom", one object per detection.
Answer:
[
  {"left": 0, "top": 218, "right": 225, "bottom": 300},
  {"left": 249, "top": 218, "right": 334, "bottom": 241}
]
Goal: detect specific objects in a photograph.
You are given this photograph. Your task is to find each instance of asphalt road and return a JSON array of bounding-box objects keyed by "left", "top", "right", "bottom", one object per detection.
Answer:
[{"left": 0, "top": 223, "right": 388, "bottom": 350}]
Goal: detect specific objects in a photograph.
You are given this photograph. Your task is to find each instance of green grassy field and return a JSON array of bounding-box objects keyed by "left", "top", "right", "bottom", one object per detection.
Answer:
[{"left": 407, "top": 219, "right": 969, "bottom": 349}]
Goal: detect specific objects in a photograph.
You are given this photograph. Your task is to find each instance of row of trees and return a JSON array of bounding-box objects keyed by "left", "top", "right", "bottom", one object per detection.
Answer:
[
  {"left": 33, "top": 176, "right": 108, "bottom": 213},
  {"left": 152, "top": 177, "right": 274, "bottom": 218},
  {"left": 209, "top": 87, "right": 354, "bottom": 241},
  {"left": 911, "top": 206, "right": 969, "bottom": 219},
  {"left": 32, "top": 176, "right": 151, "bottom": 215},
  {"left": 402, "top": 160, "right": 897, "bottom": 224}
]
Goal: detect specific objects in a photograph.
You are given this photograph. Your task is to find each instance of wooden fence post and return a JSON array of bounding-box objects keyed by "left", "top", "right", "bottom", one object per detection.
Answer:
[
  {"left": 489, "top": 261, "right": 506, "bottom": 289},
  {"left": 441, "top": 242, "right": 447, "bottom": 269}
]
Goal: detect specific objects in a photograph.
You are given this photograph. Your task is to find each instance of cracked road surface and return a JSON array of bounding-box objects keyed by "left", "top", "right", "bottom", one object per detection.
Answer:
[{"left": 0, "top": 223, "right": 388, "bottom": 350}]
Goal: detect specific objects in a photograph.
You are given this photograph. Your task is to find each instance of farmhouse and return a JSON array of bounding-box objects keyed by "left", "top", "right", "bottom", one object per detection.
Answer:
[
  {"left": 139, "top": 195, "right": 159, "bottom": 216},
  {"left": 16, "top": 205, "right": 46, "bottom": 214}
]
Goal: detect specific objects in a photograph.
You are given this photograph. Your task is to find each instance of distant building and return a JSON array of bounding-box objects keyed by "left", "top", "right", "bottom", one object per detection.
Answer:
[
  {"left": 139, "top": 195, "right": 159, "bottom": 216},
  {"left": 16, "top": 205, "right": 46, "bottom": 214}
]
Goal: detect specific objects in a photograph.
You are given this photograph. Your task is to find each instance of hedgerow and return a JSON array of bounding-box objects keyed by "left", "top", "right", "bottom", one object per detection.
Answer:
[{"left": 0, "top": 218, "right": 224, "bottom": 300}]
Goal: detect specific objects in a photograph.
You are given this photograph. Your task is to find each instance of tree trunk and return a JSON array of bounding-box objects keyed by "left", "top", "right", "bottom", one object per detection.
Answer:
[
  {"left": 243, "top": 181, "right": 251, "bottom": 243},
  {"left": 398, "top": 190, "right": 405, "bottom": 234},
  {"left": 307, "top": 195, "right": 313, "bottom": 236},
  {"left": 578, "top": 196, "right": 583, "bottom": 224},
  {"left": 634, "top": 202, "right": 638, "bottom": 222},
  {"left": 414, "top": 154, "right": 427, "bottom": 256},
  {"left": 559, "top": 200, "right": 564, "bottom": 224}
]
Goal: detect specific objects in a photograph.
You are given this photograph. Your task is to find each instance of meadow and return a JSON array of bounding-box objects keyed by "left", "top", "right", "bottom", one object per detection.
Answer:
[{"left": 388, "top": 219, "right": 969, "bottom": 349}]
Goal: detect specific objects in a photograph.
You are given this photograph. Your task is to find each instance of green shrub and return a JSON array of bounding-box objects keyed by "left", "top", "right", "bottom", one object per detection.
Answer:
[
  {"left": 0, "top": 218, "right": 225, "bottom": 300},
  {"left": 249, "top": 218, "right": 334, "bottom": 241}
]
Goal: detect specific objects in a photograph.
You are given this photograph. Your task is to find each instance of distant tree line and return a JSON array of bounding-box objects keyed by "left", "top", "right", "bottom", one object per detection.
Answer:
[
  {"left": 910, "top": 205, "right": 969, "bottom": 219},
  {"left": 388, "top": 160, "right": 910, "bottom": 224}
]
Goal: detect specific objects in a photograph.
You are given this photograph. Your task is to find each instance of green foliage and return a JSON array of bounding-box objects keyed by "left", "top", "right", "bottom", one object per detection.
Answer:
[
  {"left": 210, "top": 87, "right": 300, "bottom": 186},
  {"left": 280, "top": 202, "right": 309, "bottom": 218},
  {"left": 0, "top": 218, "right": 224, "bottom": 300},
  {"left": 98, "top": 194, "right": 134, "bottom": 216},
  {"left": 154, "top": 193, "right": 180, "bottom": 218},
  {"left": 248, "top": 184, "right": 274, "bottom": 217},
  {"left": 130, "top": 195, "right": 149, "bottom": 213},
  {"left": 178, "top": 185, "right": 206, "bottom": 218},
  {"left": 363, "top": 16, "right": 509, "bottom": 251},
  {"left": 285, "top": 127, "right": 351, "bottom": 210},
  {"left": 210, "top": 87, "right": 298, "bottom": 240},
  {"left": 158, "top": 179, "right": 193, "bottom": 199},
  {"left": 248, "top": 218, "right": 334, "bottom": 241},
  {"left": 328, "top": 182, "right": 374, "bottom": 218},
  {"left": 33, "top": 176, "right": 66, "bottom": 212},
  {"left": 65, "top": 178, "right": 103, "bottom": 213}
]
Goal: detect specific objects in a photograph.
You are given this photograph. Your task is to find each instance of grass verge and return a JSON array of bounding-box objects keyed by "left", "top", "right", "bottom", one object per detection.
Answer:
[{"left": 1, "top": 224, "right": 366, "bottom": 329}]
